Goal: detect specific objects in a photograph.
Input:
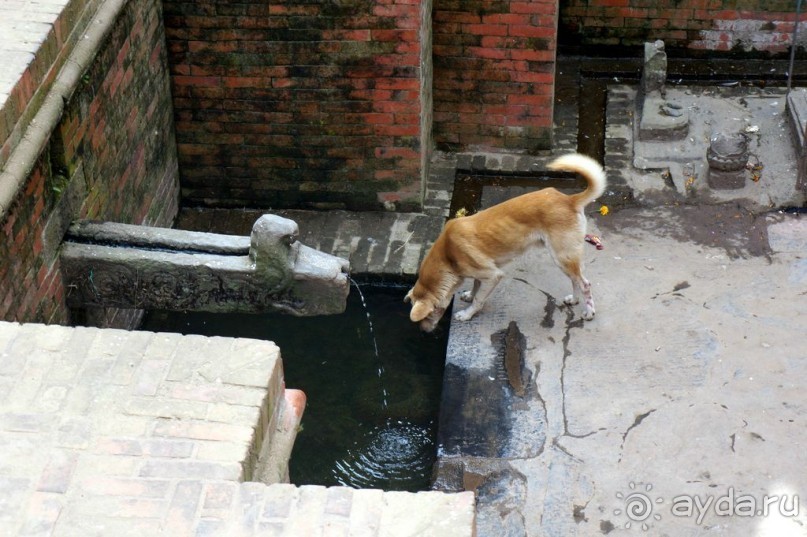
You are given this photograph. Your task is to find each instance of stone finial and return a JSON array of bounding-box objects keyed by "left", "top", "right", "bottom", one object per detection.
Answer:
[{"left": 642, "top": 40, "right": 668, "bottom": 98}]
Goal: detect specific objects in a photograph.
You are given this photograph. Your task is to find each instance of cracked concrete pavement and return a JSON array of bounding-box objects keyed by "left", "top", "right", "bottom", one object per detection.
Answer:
[{"left": 435, "top": 204, "right": 807, "bottom": 536}]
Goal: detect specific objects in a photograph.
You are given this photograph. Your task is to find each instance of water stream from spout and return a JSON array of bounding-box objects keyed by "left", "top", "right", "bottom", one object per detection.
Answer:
[{"left": 350, "top": 278, "right": 388, "bottom": 409}]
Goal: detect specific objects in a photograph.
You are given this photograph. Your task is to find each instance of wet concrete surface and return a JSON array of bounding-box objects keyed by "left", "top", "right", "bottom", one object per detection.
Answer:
[
  {"left": 438, "top": 204, "right": 807, "bottom": 536},
  {"left": 430, "top": 56, "right": 807, "bottom": 536},
  {"left": 596, "top": 202, "right": 773, "bottom": 259}
]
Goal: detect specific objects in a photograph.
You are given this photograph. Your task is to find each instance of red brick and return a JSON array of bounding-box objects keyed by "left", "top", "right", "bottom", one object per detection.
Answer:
[
  {"left": 364, "top": 112, "right": 399, "bottom": 125},
  {"left": 173, "top": 75, "right": 221, "bottom": 87},
  {"left": 372, "top": 29, "right": 417, "bottom": 42},
  {"left": 79, "top": 476, "right": 172, "bottom": 498},
  {"left": 510, "top": 1, "right": 557, "bottom": 15},
  {"left": 375, "top": 147, "right": 420, "bottom": 159},
  {"left": 374, "top": 124, "right": 420, "bottom": 136},
  {"left": 373, "top": 4, "right": 418, "bottom": 18},
  {"left": 510, "top": 49, "right": 555, "bottom": 61},
  {"left": 482, "top": 13, "right": 531, "bottom": 25},
  {"left": 508, "top": 24, "right": 555, "bottom": 38},
  {"left": 465, "top": 23, "right": 509, "bottom": 36},
  {"left": 434, "top": 11, "right": 481, "bottom": 24}
]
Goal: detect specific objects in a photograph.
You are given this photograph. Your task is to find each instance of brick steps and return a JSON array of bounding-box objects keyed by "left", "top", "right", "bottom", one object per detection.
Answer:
[{"left": 0, "top": 321, "right": 476, "bottom": 536}]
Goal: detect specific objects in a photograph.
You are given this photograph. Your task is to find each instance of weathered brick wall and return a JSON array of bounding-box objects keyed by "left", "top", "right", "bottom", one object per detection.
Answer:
[
  {"left": 164, "top": 0, "right": 427, "bottom": 211},
  {"left": 432, "top": 0, "right": 558, "bottom": 153},
  {"left": 560, "top": 0, "right": 807, "bottom": 55},
  {"left": 0, "top": 0, "right": 179, "bottom": 324}
]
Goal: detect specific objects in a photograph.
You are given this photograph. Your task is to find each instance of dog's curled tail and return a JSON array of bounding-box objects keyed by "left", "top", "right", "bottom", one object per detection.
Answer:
[{"left": 547, "top": 153, "right": 607, "bottom": 209}]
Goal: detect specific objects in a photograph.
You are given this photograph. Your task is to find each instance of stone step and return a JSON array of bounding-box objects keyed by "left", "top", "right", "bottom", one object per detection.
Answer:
[
  {"left": 197, "top": 483, "right": 476, "bottom": 537},
  {"left": 786, "top": 88, "right": 807, "bottom": 191}
]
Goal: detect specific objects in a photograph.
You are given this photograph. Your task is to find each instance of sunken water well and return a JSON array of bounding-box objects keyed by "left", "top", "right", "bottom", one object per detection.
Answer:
[{"left": 142, "top": 281, "right": 448, "bottom": 491}]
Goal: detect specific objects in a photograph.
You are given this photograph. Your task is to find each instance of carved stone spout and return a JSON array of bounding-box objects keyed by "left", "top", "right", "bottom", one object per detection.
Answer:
[{"left": 61, "top": 214, "right": 350, "bottom": 315}]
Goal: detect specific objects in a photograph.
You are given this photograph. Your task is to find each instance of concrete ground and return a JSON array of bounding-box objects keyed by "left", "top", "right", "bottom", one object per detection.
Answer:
[
  {"left": 435, "top": 203, "right": 807, "bottom": 536},
  {"left": 429, "top": 70, "right": 807, "bottom": 535}
]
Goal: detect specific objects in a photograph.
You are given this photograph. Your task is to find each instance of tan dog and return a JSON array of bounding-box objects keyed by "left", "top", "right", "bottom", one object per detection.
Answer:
[{"left": 405, "top": 153, "right": 606, "bottom": 332}]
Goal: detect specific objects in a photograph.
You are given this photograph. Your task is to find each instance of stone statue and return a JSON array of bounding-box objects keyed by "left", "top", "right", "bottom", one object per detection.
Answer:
[{"left": 638, "top": 40, "right": 689, "bottom": 141}]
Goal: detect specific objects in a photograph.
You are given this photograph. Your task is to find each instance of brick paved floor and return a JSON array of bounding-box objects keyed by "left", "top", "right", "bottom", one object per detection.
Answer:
[{"left": 0, "top": 322, "right": 475, "bottom": 536}]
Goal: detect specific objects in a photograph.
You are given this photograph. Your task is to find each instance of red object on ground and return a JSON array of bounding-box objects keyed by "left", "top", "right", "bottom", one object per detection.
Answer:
[{"left": 585, "top": 234, "right": 604, "bottom": 250}]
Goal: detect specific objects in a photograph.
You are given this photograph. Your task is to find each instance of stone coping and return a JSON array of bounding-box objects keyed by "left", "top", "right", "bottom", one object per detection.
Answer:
[{"left": 0, "top": 0, "right": 99, "bottom": 156}]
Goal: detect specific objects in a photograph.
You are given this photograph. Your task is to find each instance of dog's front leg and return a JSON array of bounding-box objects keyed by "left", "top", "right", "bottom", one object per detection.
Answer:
[
  {"left": 453, "top": 272, "right": 503, "bottom": 321},
  {"left": 459, "top": 279, "right": 481, "bottom": 302}
]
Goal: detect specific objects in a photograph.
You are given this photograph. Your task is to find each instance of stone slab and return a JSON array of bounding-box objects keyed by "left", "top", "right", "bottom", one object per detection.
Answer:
[
  {"left": 625, "top": 85, "right": 806, "bottom": 208},
  {"left": 61, "top": 215, "right": 351, "bottom": 316},
  {"left": 175, "top": 208, "right": 449, "bottom": 279},
  {"left": 786, "top": 88, "right": 807, "bottom": 155}
]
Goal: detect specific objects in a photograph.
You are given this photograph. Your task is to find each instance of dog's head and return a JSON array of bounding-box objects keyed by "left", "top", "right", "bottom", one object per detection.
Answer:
[{"left": 404, "top": 285, "right": 447, "bottom": 333}]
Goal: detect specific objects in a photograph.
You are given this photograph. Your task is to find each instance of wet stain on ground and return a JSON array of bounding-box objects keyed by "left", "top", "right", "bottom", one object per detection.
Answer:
[
  {"left": 437, "top": 362, "right": 514, "bottom": 459},
  {"left": 596, "top": 202, "right": 773, "bottom": 259},
  {"left": 651, "top": 280, "right": 691, "bottom": 300},
  {"left": 433, "top": 459, "right": 528, "bottom": 535},
  {"left": 491, "top": 321, "right": 529, "bottom": 397},
  {"left": 540, "top": 291, "right": 557, "bottom": 328}
]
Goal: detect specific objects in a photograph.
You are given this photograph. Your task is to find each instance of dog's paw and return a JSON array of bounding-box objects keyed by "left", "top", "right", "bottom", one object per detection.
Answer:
[
  {"left": 459, "top": 290, "right": 474, "bottom": 303},
  {"left": 563, "top": 294, "right": 579, "bottom": 306},
  {"left": 453, "top": 307, "right": 477, "bottom": 321},
  {"left": 582, "top": 308, "right": 595, "bottom": 321}
]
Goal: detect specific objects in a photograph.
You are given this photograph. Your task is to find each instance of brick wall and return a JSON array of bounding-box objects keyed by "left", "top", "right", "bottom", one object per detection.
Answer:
[
  {"left": 164, "top": 0, "right": 427, "bottom": 212},
  {"left": 0, "top": 0, "right": 179, "bottom": 324},
  {"left": 559, "top": 0, "right": 807, "bottom": 55},
  {"left": 432, "top": 0, "right": 559, "bottom": 153}
]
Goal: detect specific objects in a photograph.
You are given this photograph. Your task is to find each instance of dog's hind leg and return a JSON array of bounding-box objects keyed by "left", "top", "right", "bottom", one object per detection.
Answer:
[
  {"left": 550, "top": 240, "right": 595, "bottom": 320},
  {"left": 559, "top": 258, "right": 594, "bottom": 320},
  {"left": 574, "top": 274, "right": 595, "bottom": 320},
  {"left": 453, "top": 271, "right": 503, "bottom": 321}
]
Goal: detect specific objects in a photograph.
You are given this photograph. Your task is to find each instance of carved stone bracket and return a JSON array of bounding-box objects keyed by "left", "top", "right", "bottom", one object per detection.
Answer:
[{"left": 61, "top": 214, "right": 350, "bottom": 315}]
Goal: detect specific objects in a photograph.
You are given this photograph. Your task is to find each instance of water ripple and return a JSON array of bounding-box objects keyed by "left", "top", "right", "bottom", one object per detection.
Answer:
[{"left": 332, "top": 420, "right": 435, "bottom": 491}]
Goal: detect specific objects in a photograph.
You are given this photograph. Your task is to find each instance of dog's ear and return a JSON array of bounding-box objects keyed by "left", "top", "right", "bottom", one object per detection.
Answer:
[
  {"left": 409, "top": 300, "right": 433, "bottom": 322},
  {"left": 404, "top": 289, "right": 412, "bottom": 303}
]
